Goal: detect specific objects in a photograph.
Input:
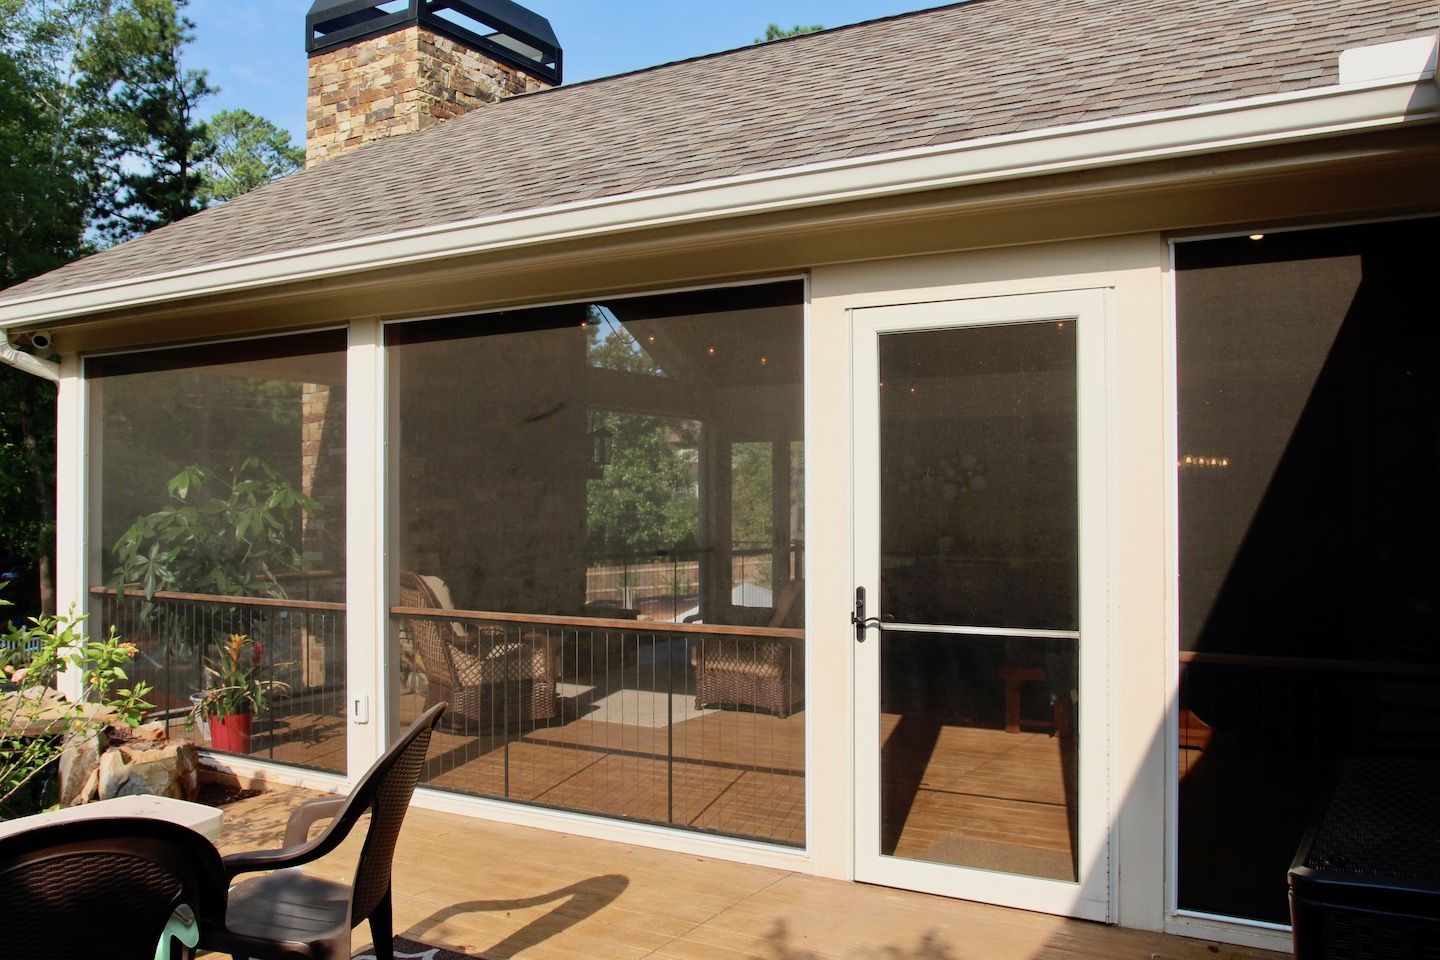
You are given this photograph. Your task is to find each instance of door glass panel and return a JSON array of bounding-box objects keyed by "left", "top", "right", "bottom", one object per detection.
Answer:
[
  {"left": 881, "top": 631, "right": 1079, "bottom": 881},
  {"left": 879, "top": 323, "right": 1078, "bottom": 630},
  {"left": 876, "top": 320, "right": 1080, "bottom": 881}
]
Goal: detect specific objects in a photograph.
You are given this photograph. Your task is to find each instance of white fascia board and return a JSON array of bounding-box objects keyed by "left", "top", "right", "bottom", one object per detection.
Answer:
[{"left": 1, "top": 73, "right": 1436, "bottom": 328}]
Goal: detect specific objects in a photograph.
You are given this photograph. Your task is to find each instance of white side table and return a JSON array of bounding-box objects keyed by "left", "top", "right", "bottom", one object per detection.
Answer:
[{"left": 0, "top": 793, "right": 224, "bottom": 841}]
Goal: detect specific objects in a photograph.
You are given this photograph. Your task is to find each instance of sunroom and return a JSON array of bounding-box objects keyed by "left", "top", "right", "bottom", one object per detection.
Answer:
[{"left": 2, "top": 1, "right": 1438, "bottom": 954}]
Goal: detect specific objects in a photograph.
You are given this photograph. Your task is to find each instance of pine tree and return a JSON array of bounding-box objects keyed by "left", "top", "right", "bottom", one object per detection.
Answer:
[
  {"left": 89, "top": 0, "right": 214, "bottom": 240},
  {"left": 199, "top": 108, "right": 304, "bottom": 205}
]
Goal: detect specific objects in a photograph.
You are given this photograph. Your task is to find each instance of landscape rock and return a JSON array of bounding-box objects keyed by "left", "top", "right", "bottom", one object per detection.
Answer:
[
  {"left": 73, "top": 767, "right": 99, "bottom": 806},
  {"left": 106, "top": 720, "right": 167, "bottom": 744},
  {"left": 115, "top": 742, "right": 200, "bottom": 801},
  {"left": 0, "top": 688, "right": 117, "bottom": 738},
  {"left": 133, "top": 721, "right": 168, "bottom": 742},
  {"left": 98, "top": 748, "right": 130, "bottom": 799},
  {"left": 58, "top": 727, "right": 107, "bottom": 806}
]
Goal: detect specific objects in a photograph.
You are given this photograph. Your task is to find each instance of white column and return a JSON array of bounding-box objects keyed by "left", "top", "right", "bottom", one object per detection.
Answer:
[
  {"left": 54, "top": 353, "right": 87, "bottom": 699},
  {"left": 346, "top": 318, "right": 387, "bottom": 780},
  {"left": 802, "top": 279, "right": 856, "bottom": 880}
]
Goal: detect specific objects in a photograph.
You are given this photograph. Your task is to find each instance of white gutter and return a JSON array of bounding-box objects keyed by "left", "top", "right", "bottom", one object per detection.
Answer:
[
  {"left": 0, "top": 336, "right": 60, "bottom": 381},
  {"left": 0, "top": 61, "right": 1436, "bottom": 328}
]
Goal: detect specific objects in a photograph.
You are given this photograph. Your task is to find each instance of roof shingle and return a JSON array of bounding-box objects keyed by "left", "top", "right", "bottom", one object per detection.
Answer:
[{"left": 4, "top": 0, "right": 1435, "bottom": 302}]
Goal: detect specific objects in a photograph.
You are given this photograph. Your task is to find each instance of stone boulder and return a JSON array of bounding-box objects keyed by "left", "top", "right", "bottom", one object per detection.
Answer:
[
  {"left": 112, "top": 742, "right": 201, "bottom": 802},
  {"left": 98, "top": 748, "right": 130, "bottom": 800},
  {"left": 58, "top": 727, "right": 108, "bottom": 807}
]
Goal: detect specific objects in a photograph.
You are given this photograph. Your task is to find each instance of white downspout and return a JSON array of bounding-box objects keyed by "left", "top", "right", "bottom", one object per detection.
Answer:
[{"left": 0, "top": 334, "right": 60, "bottom": 381}]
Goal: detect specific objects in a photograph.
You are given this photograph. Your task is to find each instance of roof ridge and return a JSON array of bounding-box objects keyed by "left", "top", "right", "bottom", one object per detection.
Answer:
[{"left": 526, "top": 1, "right": 977, "bottom": 98}]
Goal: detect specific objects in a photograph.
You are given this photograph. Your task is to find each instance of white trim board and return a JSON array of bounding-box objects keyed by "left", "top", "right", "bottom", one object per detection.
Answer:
[{"left": 1, "top": 74, "right": 1435, "bottom": 327}]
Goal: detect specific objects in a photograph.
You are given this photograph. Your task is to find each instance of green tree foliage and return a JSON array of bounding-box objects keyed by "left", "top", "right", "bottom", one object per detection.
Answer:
[
  {"left": 730, "top": 442, "right": 772, "bottom": 547},
  {"left": 0, "top": 370, "right": 54, "bottom": 615},
  {"left": 584, "top": 314, "right": 699, "bottom": 557},
  {"left": 754, "top": 23, "right": 824, "bottom": 43},
  {"left": 0, "top": 0, "right": 111, "bottom": 287},
  {"left": 89, "top": 0, "right": 215, "bottom": 240},
  {"left": 198, "top": 108, "right": 304, "bottom": 205},
  {"left": 0, "top": 0, "right": 300, "bottom": 613},
  {"left": 586, "top": 411, "right": 699, "bottom": 558}
]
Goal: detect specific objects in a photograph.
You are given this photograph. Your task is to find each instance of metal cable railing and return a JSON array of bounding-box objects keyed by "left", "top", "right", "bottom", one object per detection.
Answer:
[
  {"left": 90, "top": 587, "right": 348, "bottom": 775},
  {"left": 393, "top": 607, "right": 806, "bottom": 847}
]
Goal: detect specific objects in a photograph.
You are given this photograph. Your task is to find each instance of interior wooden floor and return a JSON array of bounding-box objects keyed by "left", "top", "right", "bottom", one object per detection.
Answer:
[
  {"left": 191, "top": 702, "right": 1076, "bottom": 864},
  {"left": 207, "top": 785, "right": 1286, "bottom": 960},
  {"left": 415, "top": 706, "right": 808, "bottom": 847},
  {"left": 881, "top": 713, "right": 1078, "bottom": 882}
]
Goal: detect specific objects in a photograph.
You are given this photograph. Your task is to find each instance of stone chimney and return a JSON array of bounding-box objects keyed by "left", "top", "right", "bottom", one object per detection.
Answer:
[{"left": 305, "top": 0, "right": 562, "bottom": 166}]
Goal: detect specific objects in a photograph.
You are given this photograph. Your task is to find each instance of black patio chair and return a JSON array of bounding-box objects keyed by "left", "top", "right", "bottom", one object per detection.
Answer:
[
  {"left": 199, "top": 701, "right": 447, "bottom": 960},
  {"left": 0, "top": 815, "right": 227, "bottom": 959}
]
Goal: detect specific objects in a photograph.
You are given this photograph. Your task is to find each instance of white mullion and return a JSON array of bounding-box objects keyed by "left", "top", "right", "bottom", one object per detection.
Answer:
[
  {"left": 55, "top": 353, "right": 87, "bottom": 700},
  {"left": 346, "top": 318, "right": 386, "bottom": 780}
]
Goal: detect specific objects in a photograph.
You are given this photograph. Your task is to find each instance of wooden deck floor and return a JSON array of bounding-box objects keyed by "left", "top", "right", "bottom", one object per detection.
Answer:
[{"left": 208, "top": 786, "right": 1285, "bottom": 960}]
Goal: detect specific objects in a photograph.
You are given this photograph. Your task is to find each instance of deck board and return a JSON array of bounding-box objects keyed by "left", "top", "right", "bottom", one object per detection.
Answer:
[{"left": 208, "top": 786, "right": 1286, "bottom": 960}]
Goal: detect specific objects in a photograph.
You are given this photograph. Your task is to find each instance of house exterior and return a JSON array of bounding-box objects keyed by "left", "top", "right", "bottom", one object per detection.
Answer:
[{"left": 2, "top": 0, "right": 1438, "bottom": 950}]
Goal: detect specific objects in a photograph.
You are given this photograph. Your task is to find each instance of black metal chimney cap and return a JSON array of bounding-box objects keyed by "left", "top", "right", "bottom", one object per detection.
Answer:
[{"left": 306, "top": 0, "right": 562, "bottom": 85}]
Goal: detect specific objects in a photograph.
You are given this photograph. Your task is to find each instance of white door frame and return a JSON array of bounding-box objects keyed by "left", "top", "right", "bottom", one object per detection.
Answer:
[{"left": 851, "top": 288, "right": 1113, "bottom": 922}]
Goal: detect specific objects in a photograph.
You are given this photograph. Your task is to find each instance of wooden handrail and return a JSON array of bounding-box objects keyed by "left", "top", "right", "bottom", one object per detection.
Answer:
[
  {"left": 1180, "top": 650, "right": 1440, "bottom": 679},
  {"left": 389, "top": 606, "right": 804, "bottom": 640},
  {"left": 90, "top": 586, "right": 346, "bottom": 613}
]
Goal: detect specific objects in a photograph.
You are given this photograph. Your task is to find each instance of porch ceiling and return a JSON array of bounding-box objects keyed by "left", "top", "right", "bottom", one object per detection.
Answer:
[{"left": 215, "top": 784, "right": 1287, "bottom": 960}]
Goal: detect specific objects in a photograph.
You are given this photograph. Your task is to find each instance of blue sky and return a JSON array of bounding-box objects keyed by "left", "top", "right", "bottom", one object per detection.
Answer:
[{"left": 185, "top": 0, "right": 946, "bottom": 144}]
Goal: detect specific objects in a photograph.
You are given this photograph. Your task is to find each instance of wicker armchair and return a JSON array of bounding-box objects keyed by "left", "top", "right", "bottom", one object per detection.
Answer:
[
  {"left": 398, "top": 572, "right": 557, "bottom": 728},
  {"left": 692, "top": 579, "right": 804, "bottom": 718}
]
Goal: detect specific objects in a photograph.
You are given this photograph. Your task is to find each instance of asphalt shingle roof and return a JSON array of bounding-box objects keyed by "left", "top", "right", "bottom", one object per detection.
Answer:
[{"left": 4, "top": 0, "right": 1435, "bottom": 303}]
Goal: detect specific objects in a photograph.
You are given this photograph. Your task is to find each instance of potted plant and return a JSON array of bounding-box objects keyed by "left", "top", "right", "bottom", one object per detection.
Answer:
[{"left": 190, "top": 633, "right": 285, "bottom": 754}]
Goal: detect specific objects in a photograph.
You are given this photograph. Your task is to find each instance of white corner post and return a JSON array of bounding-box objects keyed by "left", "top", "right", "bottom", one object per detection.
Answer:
[
  {"left": 54, "top": 352, "right": 87, "bottom": 699},
  {"left": 346, "top": 317, "right": 387, "bottom": 781}
]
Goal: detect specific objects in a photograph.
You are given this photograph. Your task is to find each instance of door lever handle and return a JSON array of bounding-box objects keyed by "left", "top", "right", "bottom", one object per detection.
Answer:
[{"left": 852, "top": 586, "right": 883, "bottom": 643}]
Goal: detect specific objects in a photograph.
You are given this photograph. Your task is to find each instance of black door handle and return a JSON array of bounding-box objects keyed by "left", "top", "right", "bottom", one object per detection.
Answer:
[{"left": 851, "top": 586, "right": 883, "bottom": 642}]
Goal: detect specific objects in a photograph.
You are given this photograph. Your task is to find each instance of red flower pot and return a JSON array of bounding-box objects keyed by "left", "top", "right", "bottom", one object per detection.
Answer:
[{"left": 210, "top": 712, "right": 253, "bottom": 754}]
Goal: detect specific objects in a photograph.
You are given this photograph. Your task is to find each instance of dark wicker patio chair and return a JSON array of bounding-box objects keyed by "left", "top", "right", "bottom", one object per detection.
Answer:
[
  {"left": 398, "top": 571, "right": 557, "bottom": 728},
  {"left": 693, "top": 579, "right": 805, "bottom": 718},
  {"left": 0, "top": 815, "right": 226, "bottom": 960},
  {"left": 197, "top": 701, "right": 447, "bottom": 960}
]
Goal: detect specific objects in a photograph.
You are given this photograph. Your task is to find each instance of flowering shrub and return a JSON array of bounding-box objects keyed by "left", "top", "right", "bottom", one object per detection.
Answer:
[
  {"left": 190, "top": 633, "right": 286, "bottom": 721},
  {"left": 0, "top": 605, "right": 152, "bottom": 817}
]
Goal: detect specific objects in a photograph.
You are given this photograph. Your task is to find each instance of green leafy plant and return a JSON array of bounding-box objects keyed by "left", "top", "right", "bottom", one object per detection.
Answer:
[
  {"left": 0, "top": 601, "right": 152, "bottom": 818},
  {"left": 111, "top": 456, "right": 319, "bottom": 616},
  {"left": 189, "top": 632, "right": 284, "bottom": 721}
]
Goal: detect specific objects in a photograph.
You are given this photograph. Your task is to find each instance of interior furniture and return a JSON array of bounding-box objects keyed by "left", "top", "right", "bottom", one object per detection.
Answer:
[
  {"left": 692, "top": 579, "right": 804, "bottom": 718},
  {"left": 0, "top": 815, "right": 226, "bottom": 960},
  {"left": 998, "top": 665, "right": 1060, "bottom": 735},
  {"left": 0, "top": 793, "right": 225, "bottom": 842},
  {"left": 398, "top": 572, "right": 558, "bottom": 727},
  {"left": 198, "top": 702, "right": 447, "bottom": 960},
  {"left": 1289, "top": 757, "right": 1440, "bottom": 960}
]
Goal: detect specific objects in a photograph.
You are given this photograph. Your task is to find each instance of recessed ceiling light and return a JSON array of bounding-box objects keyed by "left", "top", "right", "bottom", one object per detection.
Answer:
[{"left": 1249, "top": 233, "right": 1265, "bottom": 241}]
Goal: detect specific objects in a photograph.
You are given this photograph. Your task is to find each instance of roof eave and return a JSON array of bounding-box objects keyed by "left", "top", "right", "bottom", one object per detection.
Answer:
[{"left": 2, "top": 70, "right": 1436, "bottom": 330}]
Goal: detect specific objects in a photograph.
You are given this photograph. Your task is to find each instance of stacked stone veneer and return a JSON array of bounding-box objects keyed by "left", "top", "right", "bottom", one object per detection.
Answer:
[{"left": 307, "top": 25, "right": 551, "bottom": 166}]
